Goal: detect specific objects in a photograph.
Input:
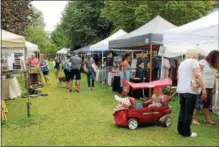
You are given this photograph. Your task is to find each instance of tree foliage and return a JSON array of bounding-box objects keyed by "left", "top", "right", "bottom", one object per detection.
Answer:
[
  {"left": 101, "top": 0, "right": 213, "bottom": 32},
  {"left": 25, "top": 26, "right": 57, "bottom": 58},
  {"left": 24, "top": 8, "right": 57, "bottom": 58},
  {"left": 1, "top": 0, "right": 33, "bottom": 35},
  {"left": 50, "top": 24, "right": 71, "bottom": 50},
  {"left": 52, "top": 0, "right": 213, "bottom": 51},
  {"left": 30, "top": 7, "right": 46, "bottom": 29},
  {"left": 51, "top": 0, "right": 113, "bottom": 50}
]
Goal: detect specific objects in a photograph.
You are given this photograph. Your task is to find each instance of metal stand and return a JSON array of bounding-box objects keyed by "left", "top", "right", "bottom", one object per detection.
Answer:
[{"left": 25, "top": 47, "right": 31, "bottom": 119}]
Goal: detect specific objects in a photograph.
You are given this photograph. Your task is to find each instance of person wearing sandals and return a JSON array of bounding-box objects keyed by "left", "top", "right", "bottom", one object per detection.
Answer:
[
  {"left": 40, "top": 55, "right": 50, "bottom": 84},
  {"left": 192, "top": 50, "right": 219, "bottom": 125},
  {"left": 69, "top": 53, "right": 82, "bottom": 92},
  {"left": 177, "top": 48, "right": 207, "bottom": 138}
]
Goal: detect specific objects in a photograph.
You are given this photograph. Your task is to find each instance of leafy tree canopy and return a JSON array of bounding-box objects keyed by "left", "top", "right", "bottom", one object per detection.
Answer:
[
  {"left": 51, "top": 0, "right": 113, "bottom": 51},
  {"left": 101, "top": 0, "right": 213, "bottom": 32}
]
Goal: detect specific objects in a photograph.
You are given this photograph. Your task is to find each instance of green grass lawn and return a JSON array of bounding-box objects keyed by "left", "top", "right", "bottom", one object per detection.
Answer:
[{"left": 2, "top": 68, "right": 219, "bottom": 146}]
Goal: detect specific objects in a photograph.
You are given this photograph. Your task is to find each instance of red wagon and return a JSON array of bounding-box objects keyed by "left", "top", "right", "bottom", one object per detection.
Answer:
[{"left": 113, "top": 78, "right": 173, "bottom": 130}]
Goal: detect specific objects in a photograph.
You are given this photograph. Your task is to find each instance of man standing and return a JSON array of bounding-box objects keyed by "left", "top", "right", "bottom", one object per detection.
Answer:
[
  {"left": 69, "top": 53, "right": 82, "bottom": 92},
  {"left": 84, "top": 53, "right": 95, "bottom": 90}
]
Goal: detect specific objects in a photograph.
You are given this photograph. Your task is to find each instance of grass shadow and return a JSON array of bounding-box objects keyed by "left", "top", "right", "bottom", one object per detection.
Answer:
[{"left": 2, "top": 113, "right": 46, "bottom": 128}]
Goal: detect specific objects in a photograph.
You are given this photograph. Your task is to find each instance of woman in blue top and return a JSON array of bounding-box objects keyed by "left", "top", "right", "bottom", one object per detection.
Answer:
[
  {"left": 40, "top": 55, "right": 50, "bottom": 84},
  {"left": 120, "top": 54, "right": 131, "bottom": 87}
]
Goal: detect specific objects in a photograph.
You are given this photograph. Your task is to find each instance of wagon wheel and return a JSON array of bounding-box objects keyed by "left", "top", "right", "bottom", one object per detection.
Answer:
[
  {"left": 162, "top": 116, "right": 172, "bottom": 127},
  {"left": 128, "top": 118, "right": 138, "bottom": 130}
]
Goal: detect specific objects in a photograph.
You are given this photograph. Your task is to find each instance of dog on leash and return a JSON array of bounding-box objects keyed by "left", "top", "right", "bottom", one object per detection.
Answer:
[{"left": 58, "top": 76, "right": 67, "bottom": 86}]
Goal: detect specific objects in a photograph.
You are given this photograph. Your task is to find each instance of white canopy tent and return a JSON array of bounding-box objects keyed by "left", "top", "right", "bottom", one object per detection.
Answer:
[
  {"left": 109, "top": 16, "right": 176, "bottom": 49},
  {"left": 26, "top": 41, "right": 39, "bottom": 59},
  {"left": 1, "top": 30, "right": 26, "bottom": 70},
  {"left": 56, "top": 48, "right": 70, "bottom": 54},
  {"left": 90, "top": 29, "right": 127, "bottom": 51},
  {"left": 1, "top": 29, "right": 26, "bottom": 49},
  {"left": 161, "top": 10, "right": 219, "bottom": 58},
  {"left": 90, "top": 29, "right": 127, "bottom": 87},
  {"left": 26, "top": 41, "right": 39, "bottom": 52}
]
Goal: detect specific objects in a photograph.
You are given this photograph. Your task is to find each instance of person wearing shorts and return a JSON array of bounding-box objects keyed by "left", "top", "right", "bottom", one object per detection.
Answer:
[
  {"left": 63, "top": 55, "right": 71, "bottom": 88},
  {"left": 192, "top": 50, "right": 219, "bottom": 125},
  {"left": 40, "top": 55, "right": 50, "bottom": 84},
  {"left": 69, "top": 54, "right": 82, "bottom": 92}
]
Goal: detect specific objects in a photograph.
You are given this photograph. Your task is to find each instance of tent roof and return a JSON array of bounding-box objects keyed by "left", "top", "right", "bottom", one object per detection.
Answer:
[
  {"left": 90, "top": 29, "right": 127, "bottom": 51},
  {"left": 74, "top": 45, "right": 91, "bottom": 54},
  {"left": 109, "top": 16, "right": 176, "bottom": 49},
  {"left": 56, "top": 48, "right": 70, "bottom": 54},
  {"left": 161, "top": 10, "right": 219, "bottom": 57},
  {"left": 1, "top": 29, "right": 26, "bottom": 49},
  {"left": 26, "top": 41, "right": 39, "bottom": 52}
]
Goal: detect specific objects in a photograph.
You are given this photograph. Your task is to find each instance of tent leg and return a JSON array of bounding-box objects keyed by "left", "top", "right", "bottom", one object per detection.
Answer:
[
  {"left": 102, "top": 51, "right": 104, "bottom": 87},
  {"left": 142, "top": 50, "right": 145, "bottom": 98},
  {"left": 149, "top": 44, "right": 153, "bottom": 98}
]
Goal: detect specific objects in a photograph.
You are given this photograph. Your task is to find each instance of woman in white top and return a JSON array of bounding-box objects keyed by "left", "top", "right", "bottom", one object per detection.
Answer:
[
  {"left": 193, "top": 50, "right": 219, "bottom": 125},
  {"left": 177, "top": 48, "right": 207, "bottom": 138}
]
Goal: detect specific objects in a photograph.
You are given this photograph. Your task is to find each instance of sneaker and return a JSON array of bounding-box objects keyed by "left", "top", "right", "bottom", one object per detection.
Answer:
[
  {"left": 88, "top": 87, "right": 91, "bottom": 90},
  {"left": 75, "top": 89, "right": 79, "bottom": 93},
  {"left": 91, "top": 87, "right": 95, "bottom": 90},
  {"left": 190, "top": 132, "right": 197, "bottom": 137},
  {"left": 69, "top": 89, "right": 72, "bottom": 92}
]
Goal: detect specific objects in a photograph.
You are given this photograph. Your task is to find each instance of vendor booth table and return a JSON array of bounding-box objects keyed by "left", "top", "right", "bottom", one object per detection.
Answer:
[{"left": 2, "top": 77, "right": 22, "bottom": 100}]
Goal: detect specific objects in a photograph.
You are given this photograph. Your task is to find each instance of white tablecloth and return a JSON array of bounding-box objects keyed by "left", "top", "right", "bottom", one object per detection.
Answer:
[{"left": 2, "top": 77, "right": 22, "bottom": 100}]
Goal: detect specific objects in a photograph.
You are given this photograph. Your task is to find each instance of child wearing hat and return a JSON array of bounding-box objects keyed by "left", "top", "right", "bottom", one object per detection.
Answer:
[{"left": 145, "top": 86, "right": 165, "bottom": 108}]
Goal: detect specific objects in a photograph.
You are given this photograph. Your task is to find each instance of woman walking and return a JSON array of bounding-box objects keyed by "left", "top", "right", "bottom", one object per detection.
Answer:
[
  {"left": 193, "top": 50, "right": 219, "bottom": 125},
  {"left": 40, "top": 55, "right": 50, "bottom": 84},
  {"left": 54, "top": 57, "right": 61, "bottom": 79},
  {"left": 63, "top": 55, "right": 71, "bottom": 88},
  {"left": 84, "top": 53, "right": 96, "bottom": 90}
]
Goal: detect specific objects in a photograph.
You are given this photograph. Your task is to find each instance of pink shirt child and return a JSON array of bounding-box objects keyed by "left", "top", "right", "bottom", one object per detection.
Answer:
[{"left": 146, "top": 86, "right": 164, "bottom": 108}]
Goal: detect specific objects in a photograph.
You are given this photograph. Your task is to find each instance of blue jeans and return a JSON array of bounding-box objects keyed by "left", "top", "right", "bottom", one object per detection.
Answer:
[
  {"left": 177, "top": 93, "right": 197, "bottom": 137},
  {"left": 87, "top": 69, "right": 95, "bottom": 88}
]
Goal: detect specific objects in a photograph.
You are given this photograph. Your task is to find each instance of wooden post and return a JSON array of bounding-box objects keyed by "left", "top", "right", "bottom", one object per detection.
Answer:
[{"left": 149, "top": 44, "right": 153, "bottom": 98}]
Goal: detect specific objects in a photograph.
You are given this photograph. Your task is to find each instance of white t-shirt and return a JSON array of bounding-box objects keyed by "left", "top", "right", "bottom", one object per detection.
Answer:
[
  {"left": 177, "top": 59, "right": 200, "bottom": 94},
  {"left": 199, "top": 59, "right": 217, "bottom": 88}
]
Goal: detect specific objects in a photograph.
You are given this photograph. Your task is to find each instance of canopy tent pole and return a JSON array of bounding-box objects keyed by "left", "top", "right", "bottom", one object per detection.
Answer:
[
  {"left": 149, "top": 44, "right": 153, "bottom": 98},
  {"left": 102, "top": 50, "right": 104, "bottom": 87},
  {"left": 142, "top": 49, "right": 145, "bottom": 98}
]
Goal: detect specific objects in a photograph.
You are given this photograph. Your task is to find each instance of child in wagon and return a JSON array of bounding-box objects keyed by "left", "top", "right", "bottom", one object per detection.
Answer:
[
  {"left": 114, "top": 85, "right": 135, "bottom": 111},
  {"left": 145, "top": 86, "right": 167, "bottom": 108}
]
